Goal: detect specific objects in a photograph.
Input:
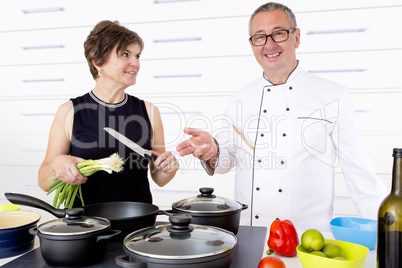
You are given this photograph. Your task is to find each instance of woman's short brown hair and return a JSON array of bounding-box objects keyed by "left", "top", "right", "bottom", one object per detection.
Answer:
[{"left": 84, "top": 20, "right": 144, "bottom": 80}]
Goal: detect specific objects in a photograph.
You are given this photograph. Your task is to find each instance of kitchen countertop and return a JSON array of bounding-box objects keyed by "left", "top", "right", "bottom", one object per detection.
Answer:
[
  {"left": 0, "top": 222, "right": 378, "bottom": 268},
  {"left": 0, "top": 225, "right": 267, "bottom": 268}
]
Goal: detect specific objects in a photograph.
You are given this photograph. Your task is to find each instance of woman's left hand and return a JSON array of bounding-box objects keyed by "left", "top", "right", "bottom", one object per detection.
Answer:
[{"left": 152, "top": 151, "right": 179, "bottom": 174}]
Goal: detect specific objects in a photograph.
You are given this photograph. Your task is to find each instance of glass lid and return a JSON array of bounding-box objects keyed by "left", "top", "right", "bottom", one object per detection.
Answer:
[
  {"left": 172, "top": 187, "right": 242, "bottom": 214},
  {"left": 37, "top": 208, "right": 110, "bottom": 236},
  {"left": 123, "top": 215, "right": 237, "bottom": 259}
]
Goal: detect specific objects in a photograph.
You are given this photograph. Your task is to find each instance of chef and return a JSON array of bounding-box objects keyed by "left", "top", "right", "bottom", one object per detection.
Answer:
[{"left": 176, "top": 2, "right": 387, "bottom": 232}]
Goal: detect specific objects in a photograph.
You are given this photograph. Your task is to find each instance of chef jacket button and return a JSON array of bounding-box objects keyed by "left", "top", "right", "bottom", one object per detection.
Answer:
[
  {"left": 263, "top": 109, "right": 267, "bottom": 113},
  {"left": 261, "top": 133, "right": 264, "bottom": 137},
  {"left": 280, "top": 160, "right": 285, "bottom": 165},
  {"left": 289, "top": 86, "right": 293, "bottom": 90},
  {"left": 286, "top": 107, "right": 290, "bottom": 111},
  {"left": 267, "top": 88, "right": 271, "bottom": 92},
  {"left": 255, "top": 215, "right": 259, "bottom": 219},
  {"left": 256, "top": 187, "right": 260, "bottom": 191},
  {"left": 282, "top": 133, "right": 286, "bottom": 137},
  {"left": 258, "top": 159, "right": 262, "bottom": 163},
  {"left": 278, "top": 189, "right": 283, "bottom": 193}
]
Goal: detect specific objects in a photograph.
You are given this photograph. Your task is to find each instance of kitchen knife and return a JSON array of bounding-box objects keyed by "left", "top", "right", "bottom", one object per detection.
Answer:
[{"left": 104, "top": 127, "right": 158, "bottom": 161}]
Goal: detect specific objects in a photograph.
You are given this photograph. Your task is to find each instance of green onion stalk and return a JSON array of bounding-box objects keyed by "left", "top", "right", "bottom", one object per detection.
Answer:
[{"left": 47, "top": 153, "right": 125, "bottom": 209}]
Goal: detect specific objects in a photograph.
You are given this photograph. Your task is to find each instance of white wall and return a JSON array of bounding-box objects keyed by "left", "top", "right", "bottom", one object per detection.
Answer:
[{"left": 0, "top": 0, "right": 401, "bottom": 218}]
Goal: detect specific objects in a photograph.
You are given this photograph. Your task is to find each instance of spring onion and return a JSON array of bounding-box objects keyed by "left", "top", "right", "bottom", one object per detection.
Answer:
[{"left": 47, "top": 153, "right": 125, "bottom": 209}]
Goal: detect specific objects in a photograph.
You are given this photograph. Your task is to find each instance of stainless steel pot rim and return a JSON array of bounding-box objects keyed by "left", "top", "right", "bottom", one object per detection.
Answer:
[
  {"left": 125, "top": 248, "right": 235, "bottom": 260},
  {"left": 123, "top": 223, "right": 237, "bottom": 259},
  {"left": 37, "top": 216, "right": 110, "bottom": 236}
]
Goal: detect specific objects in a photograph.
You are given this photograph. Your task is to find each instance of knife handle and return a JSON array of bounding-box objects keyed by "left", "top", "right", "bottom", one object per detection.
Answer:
[{"left": 146, "top": 152, "right": 159, "bottom": 162}]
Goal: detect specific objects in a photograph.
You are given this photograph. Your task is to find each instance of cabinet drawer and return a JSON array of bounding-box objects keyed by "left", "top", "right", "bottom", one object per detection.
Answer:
[
  {"left": 298, "top": 50, "right": 401, "bottom": 89},
  {"left": 298, "top": 6, "right": 402, "bottom": 52},
  {"left": 130, "top": 17, "right": 250, "bottom": 60},
  {"left": 0, "top": 133, "right": 47, "bottom": 166},
  {"left": 0, "top": 64, "right": 93, "bottom": 97},
  {"left": 2, "top": 0, "right": 400, "bottom": 32},
  {"left": 0, "top": 99, "right": 63, "bottom": 135},
  {"left": 350, "top": 92, "right": 402, "bottom": 135},
  {"left": 0, "top": 28, "right": 89, "bottom": 65}
]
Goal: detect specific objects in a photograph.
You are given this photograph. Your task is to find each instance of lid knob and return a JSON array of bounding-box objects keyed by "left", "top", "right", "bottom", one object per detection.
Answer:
[
  {"left": 63, "top": 208, "right": 87, "bottom": 223},
  {"left": 167, "top": 214, "right": 194, "bottom": 233},
  {"left": 198, "top": 187, "right": 216, "bottom": 198}
]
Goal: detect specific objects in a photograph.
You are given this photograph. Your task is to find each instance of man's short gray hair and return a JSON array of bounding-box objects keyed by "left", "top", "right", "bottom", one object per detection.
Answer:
[{"left": 249, "top": 2, "right": 297, "bottom": 36}]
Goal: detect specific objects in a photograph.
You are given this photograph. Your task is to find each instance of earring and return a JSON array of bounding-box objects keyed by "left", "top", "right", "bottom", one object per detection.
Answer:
[{"left": 98, "top": 70, "right": 102, "bottom": 76}]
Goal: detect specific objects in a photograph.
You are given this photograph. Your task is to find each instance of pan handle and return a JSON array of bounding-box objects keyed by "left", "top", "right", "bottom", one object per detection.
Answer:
[
  {"left": 241, "top": 203, "right": 248, "bottom": 211},
  {"left": 115, "top": 255, "right": 146, "bottom": 268},
  {"left": 5, "top": 192, "right": 66, "bottom": 218},
  {"left": 158, "top": 209, "right": 175, "bottom": 216},
  {"left": 29, "top": 227, "right": 38, "bottom": 237}
]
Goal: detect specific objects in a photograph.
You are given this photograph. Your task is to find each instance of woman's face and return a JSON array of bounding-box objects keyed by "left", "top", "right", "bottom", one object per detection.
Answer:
[{"left": 99, "top": 43, "right": 141, "bottom": 88}]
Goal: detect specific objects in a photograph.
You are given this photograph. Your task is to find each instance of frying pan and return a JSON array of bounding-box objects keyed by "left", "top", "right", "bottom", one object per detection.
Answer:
[{"left": 5, "top": 193, "right": 160, "bottom": 241}]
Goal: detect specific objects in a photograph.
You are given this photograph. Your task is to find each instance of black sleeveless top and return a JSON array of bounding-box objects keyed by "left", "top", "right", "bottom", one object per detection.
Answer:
[{"left": 70, "top": 92, "right": 153, "bottom": 205}]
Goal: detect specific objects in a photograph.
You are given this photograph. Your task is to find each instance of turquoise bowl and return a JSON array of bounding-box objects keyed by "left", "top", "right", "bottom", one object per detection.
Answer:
[{"left": 330, "top": 217, "right": 377, "bottom": 250}]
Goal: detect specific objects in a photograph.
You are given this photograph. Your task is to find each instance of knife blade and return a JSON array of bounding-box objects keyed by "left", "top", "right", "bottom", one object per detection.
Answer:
[{"left": 103, "top": 127, "right": 158, "bottom": 161}]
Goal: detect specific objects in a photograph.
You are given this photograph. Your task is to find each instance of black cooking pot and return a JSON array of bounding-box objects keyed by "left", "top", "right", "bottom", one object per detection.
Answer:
[
  {"left": 5, "top": 193, "right": 120, "bottom": 267},
  {"left": 170, "top": 188, "right": 248, "bottom": 234},
  {"left": 0, "top": 210, "right": 40, "bottom": 258},
  {"left": 5, "top": 193, "right": 159, "bottom": 241},
  {"left": 116, "top": 214, "right": 237, "bottom": 268},
  {"left": 29, "top": 208, "right": 120, "bottom": 267}
]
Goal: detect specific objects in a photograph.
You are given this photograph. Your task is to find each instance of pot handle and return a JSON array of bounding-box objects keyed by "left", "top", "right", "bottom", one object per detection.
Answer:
[
  {"left": 5, "top": 192, "right": 66, "bottom": 218},
  {"left": 115, "top": 255, "right": 146, "bottom": 268},
  {"left": 242, "top": 203, "right": 248, "bottom": 211},
  {"left": 158, "top": 209, "right": 175, "bottom": 216},
  {"left": 96, "top": 229, "right": 122, "bottom": 242},
  {"left": 29, "top": 227, "right": 38, "bottom": 236}
]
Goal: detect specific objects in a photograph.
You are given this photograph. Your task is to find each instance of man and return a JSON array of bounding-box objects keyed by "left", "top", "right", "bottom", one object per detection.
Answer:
[{"left": 176, "top": 2, "right": 387, "bottom": 231}]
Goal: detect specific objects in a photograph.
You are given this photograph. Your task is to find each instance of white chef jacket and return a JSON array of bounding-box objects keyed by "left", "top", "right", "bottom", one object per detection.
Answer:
[{"left": 213, "top": 64, "right": 388, "bottom": 232}]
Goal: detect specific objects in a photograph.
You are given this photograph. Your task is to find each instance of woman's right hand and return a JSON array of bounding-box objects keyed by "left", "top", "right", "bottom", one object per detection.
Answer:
[{"left": 52, "top": 155, "right": 87, "bottom": 185}]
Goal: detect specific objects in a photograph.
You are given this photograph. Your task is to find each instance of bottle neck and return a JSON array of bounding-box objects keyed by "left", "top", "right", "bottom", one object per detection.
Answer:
[{"left": 392, "top": 157, "right": 402, "bottom": 195}]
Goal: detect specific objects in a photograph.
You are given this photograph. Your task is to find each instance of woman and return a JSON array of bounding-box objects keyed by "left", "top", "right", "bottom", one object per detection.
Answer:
[{"left": 38, "top": 20, "right": 179, "bottom": 205}]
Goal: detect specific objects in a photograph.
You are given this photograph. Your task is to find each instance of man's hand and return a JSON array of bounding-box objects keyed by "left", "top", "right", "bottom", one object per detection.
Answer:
[{"left": 176, "top": 127, "right": 218, "bottom": 161}]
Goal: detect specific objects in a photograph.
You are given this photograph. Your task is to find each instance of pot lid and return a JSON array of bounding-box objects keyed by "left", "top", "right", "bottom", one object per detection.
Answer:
[
  {"left": 37, "top": 208, "right": 110, "bottom": 236},
  {"left": 172, "top": 187, "right": 242, "bottom": 214},
  {"left": 123, "top": 214, "right": 237, "bottom": 259}
]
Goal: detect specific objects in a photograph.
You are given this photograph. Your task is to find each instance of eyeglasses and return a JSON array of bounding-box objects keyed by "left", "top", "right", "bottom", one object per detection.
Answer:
[{"left": 249, "top": 28, "right": 296, "bottom": 46}]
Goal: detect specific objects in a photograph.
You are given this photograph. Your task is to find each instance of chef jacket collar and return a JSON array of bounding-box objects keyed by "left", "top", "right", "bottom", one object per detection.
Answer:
[{"left": 262, "top": 60, "right": 301, "bottom": 86}]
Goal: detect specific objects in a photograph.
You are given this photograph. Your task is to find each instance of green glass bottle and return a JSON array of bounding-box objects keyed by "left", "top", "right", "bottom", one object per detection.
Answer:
[{"left": 377, "top": 148, "right": 402, "bottom": 268}]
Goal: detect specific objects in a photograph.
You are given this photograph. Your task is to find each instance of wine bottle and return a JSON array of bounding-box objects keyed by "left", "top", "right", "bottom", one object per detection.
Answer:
[{"left": 377, "top": 148, "right": 402, "bottom": 268}]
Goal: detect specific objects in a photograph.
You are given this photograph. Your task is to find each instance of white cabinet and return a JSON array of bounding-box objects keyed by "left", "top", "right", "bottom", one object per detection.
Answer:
[{"left": 0, "top": 1, "right": 400, "bottom": 218}]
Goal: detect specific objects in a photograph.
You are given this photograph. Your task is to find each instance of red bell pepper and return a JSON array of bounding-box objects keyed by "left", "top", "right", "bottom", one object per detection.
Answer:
[{"left": 267, "top": 218, "right": 299, "bottom": 257}]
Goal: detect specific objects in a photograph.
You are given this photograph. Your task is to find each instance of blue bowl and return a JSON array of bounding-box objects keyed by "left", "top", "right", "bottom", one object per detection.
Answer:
[{"left": 330, "top": 217, "right": 377, "bottom": 250}]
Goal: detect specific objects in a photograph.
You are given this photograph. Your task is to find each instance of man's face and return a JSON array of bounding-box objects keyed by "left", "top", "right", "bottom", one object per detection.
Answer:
[{"left": 249, "top": 10, "right": 300, "bottom": 82}]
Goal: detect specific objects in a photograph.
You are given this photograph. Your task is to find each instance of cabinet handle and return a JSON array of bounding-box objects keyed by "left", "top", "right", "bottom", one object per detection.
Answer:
[
  {"left": 154, "top": 37, "right": 202, "bottom": 43},
  {"left": 308, "top": 68, "right": 369, "bottom": 73},
  {"left": 306, "top": 28, "right": 369, "bottom": 35},
  {"left": 21, "top": 78, "right": 65, "bottom": 83},
  {"left": 154, "top": 0, "right": 200, "bottom": 4},
  {"left": 22, "top": 45, "right": 64, "bottom": 50},
  {"left": 153, "top": 74, "right": 202, "bottom": 78},
  {"left": 22, "top": 7, "right": 64, "bottom": 14}
]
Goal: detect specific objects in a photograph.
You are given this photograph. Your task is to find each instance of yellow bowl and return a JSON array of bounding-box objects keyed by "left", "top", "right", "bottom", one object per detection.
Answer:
[
  {"left": 297, "top": 239, "right": 369, "bottom": 268},
  {"left": 0, "top": 204, "right": 20, "bottom": 211}
]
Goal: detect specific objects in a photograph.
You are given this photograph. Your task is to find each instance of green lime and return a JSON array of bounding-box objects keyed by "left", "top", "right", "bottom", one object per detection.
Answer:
[
  {"left": 333, "top": 256, "right": 347, "bottom": 260},
  {"left": 310, "top": 250, "right": 327, "bottom": 258},
  {"left": 321, "top": 242, "right": 345, "bottom": 258},
  {"left": 301, "top": 229, "right": 325, "bottom": 252}
]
